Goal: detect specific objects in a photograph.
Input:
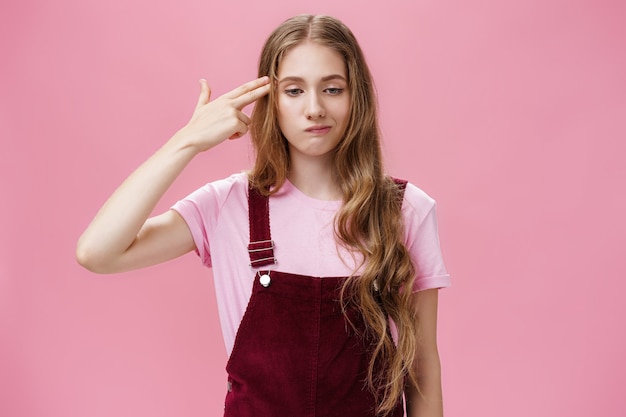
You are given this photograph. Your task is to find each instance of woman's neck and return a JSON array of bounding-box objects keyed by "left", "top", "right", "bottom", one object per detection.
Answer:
[{"left": 287, "top": 153, "right": 342, "bottom": 201}]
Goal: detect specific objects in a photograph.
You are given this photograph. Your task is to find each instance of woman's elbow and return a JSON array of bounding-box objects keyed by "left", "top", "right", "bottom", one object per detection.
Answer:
[{"left": 75, "top": 240, "right": 115, "bottom": 274}]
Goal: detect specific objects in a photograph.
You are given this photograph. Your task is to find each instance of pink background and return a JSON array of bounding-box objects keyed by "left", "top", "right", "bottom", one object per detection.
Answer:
[{"left": 2, "top": 0, "right": 625, "bottom": 416}]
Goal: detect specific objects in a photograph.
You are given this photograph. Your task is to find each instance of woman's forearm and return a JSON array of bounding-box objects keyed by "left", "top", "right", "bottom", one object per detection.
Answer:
[
  {"left": 75, "top": 133, "right": 199, "bottom": 271},
  {"left": 406, "top": 351, "right": 444, "bottom": 417},
  {"left": 405, "top": 288, "right": 444, "bottom": 417}
]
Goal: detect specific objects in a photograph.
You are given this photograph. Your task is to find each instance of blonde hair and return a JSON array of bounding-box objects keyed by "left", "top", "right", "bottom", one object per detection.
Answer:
[{"left": 249, "top": 15, "right": 419, "bottom": 416}]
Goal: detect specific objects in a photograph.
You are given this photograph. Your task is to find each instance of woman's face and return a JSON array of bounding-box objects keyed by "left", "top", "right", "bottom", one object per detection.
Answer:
[{"left": 275, "top": 41, "right": 350, "bottom": 162}]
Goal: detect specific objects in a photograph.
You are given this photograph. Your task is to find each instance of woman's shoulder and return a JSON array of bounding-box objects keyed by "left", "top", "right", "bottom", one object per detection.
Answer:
[
  {"left": 209, "top": 171, "right": 249, "bottom": 192},
  {"left": 199, "top": 171, "right": 249, "bottom": 195},
  {"left": 392, "top": 178, "right": 438, "bottom": 224},
  {"left": 175, "top": 172, "right": 249, "bottom": 209}
]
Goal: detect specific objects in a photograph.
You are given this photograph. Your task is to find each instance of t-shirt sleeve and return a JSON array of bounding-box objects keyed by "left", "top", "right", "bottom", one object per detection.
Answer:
[
  {"left": 402, "top": 183, "right": 451, "bottom": 292},
  {"left": 170, "top": 173, "right": 245, "bottom": 267}
]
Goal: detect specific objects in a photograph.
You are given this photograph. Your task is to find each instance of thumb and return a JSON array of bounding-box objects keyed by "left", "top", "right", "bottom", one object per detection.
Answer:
[{"left": 195, "top": 79, "right": 211, "bottom": 110}]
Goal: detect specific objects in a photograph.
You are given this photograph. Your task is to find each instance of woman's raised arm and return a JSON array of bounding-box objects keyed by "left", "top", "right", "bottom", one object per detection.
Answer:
[{"left": 76, "top": 76, "right": 270, "bottom": 273}]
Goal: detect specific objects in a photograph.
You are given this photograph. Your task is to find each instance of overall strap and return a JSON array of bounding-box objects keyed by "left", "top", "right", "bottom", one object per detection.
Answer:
[
  {"left": 392, "top": 177, "right": 407, "bottom": 190},
  {"left": 392, "top": 177, "right": 408, "bottom": 201},
  {"left": 247, "top": 183, "right": 277, "bottom": 267}
]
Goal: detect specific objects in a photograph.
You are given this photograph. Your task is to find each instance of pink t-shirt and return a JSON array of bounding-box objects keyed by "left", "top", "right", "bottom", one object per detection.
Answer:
[{"left": 172, "top": 173, "right": 450, "bottom": 355}]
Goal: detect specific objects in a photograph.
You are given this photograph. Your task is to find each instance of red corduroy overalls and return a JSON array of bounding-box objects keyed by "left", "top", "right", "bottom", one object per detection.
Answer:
[{"left": 223, "top": 182, "right": 407, "bottom": 417}]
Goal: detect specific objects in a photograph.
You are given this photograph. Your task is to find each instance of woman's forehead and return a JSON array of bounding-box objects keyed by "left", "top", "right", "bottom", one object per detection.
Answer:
[{"left": 277, "top": 42, "right": 346, "bottom": 81}]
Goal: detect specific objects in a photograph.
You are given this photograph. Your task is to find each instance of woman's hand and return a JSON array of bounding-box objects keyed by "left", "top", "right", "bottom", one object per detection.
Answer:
[{"left": 175, "top": 76, "right": 271, "bottom": 152}]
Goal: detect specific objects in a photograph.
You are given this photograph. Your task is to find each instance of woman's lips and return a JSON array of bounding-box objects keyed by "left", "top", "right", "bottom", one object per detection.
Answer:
[{"left": 305, "top": 125, "right": 331, "bottom": 135}]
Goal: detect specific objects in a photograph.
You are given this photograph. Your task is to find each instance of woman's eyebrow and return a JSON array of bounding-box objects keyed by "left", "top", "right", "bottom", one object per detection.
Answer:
[{"left": 278, "top": 74, "right": 347, "bottom": 84}]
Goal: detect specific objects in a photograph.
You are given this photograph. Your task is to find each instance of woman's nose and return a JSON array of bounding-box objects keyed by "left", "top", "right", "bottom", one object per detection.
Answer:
[{"left": 305, "top": 93, "right": 325, "bottom": 119}]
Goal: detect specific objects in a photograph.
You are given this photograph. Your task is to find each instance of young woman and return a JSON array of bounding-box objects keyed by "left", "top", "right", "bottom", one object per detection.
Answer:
[{"left": 77, "top": 14, "right": 450, "bottom": 417}]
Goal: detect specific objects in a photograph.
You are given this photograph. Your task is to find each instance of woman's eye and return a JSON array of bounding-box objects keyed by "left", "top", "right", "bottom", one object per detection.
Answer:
[
  {"left": 284, "top": 89, "right": 303, "bottom": 96},
  {"left": 325, "top": 88, "right": 344, "bottom": 95}
]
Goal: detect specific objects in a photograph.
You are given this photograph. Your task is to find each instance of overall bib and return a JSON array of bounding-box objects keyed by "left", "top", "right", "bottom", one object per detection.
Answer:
[{"left": 223, "top": 182, "right": 407, "bottom": 417}]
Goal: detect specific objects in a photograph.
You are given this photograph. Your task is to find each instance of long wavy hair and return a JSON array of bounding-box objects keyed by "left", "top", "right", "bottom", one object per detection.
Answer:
[{"left": 248, "top": 15, "right": 419, "bottom": 416}]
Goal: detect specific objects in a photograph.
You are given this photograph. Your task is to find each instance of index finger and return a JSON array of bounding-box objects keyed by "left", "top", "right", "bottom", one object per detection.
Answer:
[{"left": 227, "top": 76, "right": 271, "bottom": 109}]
